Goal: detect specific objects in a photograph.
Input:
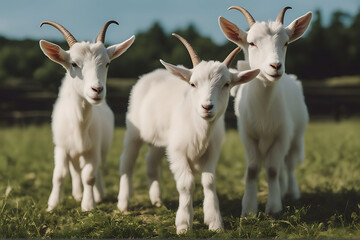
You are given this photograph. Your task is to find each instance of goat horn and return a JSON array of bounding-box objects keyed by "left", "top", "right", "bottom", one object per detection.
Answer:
[
  {"left": 96, "top": 20, "right": 119, "bottom": 43},
  {"left": 223, "top": 47, "right": 241, "bottom": 69},
  {"left": 172, "top": 33, "right": 201, "bottom": 67},
  {"left": 40, "top": 21, "right": 77, "bottom": 48},
  {"left": 276, "top": 6, "right": 292, "bottom": 24},
  {"left": 228, "top": 6, "right": 255, "bottom": 28}
]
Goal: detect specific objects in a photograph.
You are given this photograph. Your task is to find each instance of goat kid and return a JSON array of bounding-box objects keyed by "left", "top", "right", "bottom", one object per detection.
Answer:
[
  {"left": 40, "top": 21, "right": 135, "bottom": 211},
  {"left": 219, "top": 7, "right": 311, "bottom": 217},
  {"left": 117, "top": 33, "right": 259, "bottom": 234}
]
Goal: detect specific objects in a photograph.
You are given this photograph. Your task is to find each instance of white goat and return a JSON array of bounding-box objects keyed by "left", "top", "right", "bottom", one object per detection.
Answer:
[
  {"left": 39, "top": 21, "right": 135, "bottom": 211},
  {"left": 219, "top": 7, "right": 312, "bottom": 217},
  {"left": 117, "top": 33, "right": 259, "bottom": 234}
]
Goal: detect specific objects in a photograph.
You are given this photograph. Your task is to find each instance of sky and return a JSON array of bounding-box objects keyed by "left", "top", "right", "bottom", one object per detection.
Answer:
[{"left": 0, "top": 0, "right": 359, "bottom": 45}]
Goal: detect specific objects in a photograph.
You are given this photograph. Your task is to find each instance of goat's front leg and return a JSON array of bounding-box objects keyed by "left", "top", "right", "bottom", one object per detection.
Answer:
[
  {"left": 201, "top": 146, "right": 223, "bottom": 232},
  {"left": 265, "top": 141, "right": 287, "bottom": 215},
  {"left": 47, "top": 146, "right": 69, "bottom": 212},
  {"left": 80, "top": 153, "right": 98, "bottom": 211},
  {"left": 169, "top": 154, "right": 195, "bottom": 235},
  {"left": 69, "top": 157, "right": 82, "bottom": 202},
  {"left": 241, "top": 137, "right": 261, "bottom": 217}
]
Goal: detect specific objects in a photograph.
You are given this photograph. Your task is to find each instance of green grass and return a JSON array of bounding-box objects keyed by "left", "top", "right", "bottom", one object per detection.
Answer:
[{"left": 0, "top": 120, "right": 360, "bottom": 238}]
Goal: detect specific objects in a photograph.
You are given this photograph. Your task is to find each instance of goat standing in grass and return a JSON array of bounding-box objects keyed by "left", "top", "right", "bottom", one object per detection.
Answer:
[
  {"left": 219, "top": 7, "right": 312, "bottom": 217},
  {"left": 117, "top": 33, "right": 259, "bottom": 234},
  {"left": 40, "top": 21, "right": 135, "bottom": 211}
]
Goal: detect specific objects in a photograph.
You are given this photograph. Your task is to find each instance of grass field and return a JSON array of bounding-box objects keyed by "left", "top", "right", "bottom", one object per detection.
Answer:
[{"left": 0, "top": 120, "right": 360, "bottom": 238}]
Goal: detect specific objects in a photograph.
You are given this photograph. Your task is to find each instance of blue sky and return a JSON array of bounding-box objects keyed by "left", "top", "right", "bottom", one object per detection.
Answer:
[{"left": 0, "top": 0, "right": 359, "bottom": 45}]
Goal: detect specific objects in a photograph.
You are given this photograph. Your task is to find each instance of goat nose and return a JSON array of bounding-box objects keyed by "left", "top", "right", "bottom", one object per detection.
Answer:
[
  {"left": 270, "top": 63, "right": 282, "bottom": 70},
  {"left": 91, "top": 86, "right": 103, "bottom": 93},
  {"left": 202, "top": 104, "right": 214, "bottom": 111}
]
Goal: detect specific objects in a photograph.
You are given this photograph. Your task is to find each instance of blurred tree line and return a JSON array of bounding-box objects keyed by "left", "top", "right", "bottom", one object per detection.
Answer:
[{"left": 0, "top": 9, "right": 359, "bottom": 91}]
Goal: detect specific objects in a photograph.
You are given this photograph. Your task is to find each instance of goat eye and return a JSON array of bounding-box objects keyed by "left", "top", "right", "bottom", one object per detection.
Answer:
[
  {"left": 224, "top": 83, "right": 230, "bottom": 88},
  {"left": 249, "top": 42, "right": 256, "bottom": 47},
  {"left": 106, "top": 63, "right": 110, "bottom": 68},
  {"left": 71, "top": 62, "right": 78, "bottom": 68},
  {"left": 190, "top": 83, "right": 196, "bottom": 88}
]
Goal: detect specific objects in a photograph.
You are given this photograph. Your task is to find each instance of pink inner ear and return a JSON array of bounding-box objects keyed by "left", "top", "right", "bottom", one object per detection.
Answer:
[
  {"left": 289, "top": 13, "right": 312, "bottom": 42},
  {"left": 292, "top": 20, "right": 304, "bottom": 39},
  {"left": 42, "top": 42, "right": 65, "bottom": 63},
  {"left": 171, "top": 70, "right": 187, "bottom": 81},
  {"left": 220, "top": 18, "right": 243, "bottom": 44},
  {"left": 113, "top": 41, "right": 132, "bottom": 58}
]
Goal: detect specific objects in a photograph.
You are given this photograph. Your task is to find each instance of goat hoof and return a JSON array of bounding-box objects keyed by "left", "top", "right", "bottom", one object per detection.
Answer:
[
  {"left": 241, "top": 210, "right": 257, "bottom": 218},
  {"left": 117, "top": 201, "right": 129, "bottom": 212},
  {"left": 81, "top": 201, "right": 95, "bottom": 211},
  {"left": 209, "top": 225, "right": 223, "bottom": 232},
  {"left": 151, "top": 199, "right": 162, "bottom": 207},
  {"left": 206, "top": 217, "right": 223, "bottom": 232},
  {"left": 94, "top": 196, "right": 103, "bottom": 203},
  {"left": 176, "top": 225, "right": 189, "bottom": 235},
  {"left": 46, "top": 205, "right": 55, "bottom": 212},
  {"left": 73, "top": 194, "right": 82, "bottom": 202},
  {"left": 265, "top": 205, "right": 282, "bottom": 216}
]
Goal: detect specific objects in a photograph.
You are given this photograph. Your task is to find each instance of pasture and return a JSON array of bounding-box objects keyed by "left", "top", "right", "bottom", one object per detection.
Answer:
[{"left": 0, "top": 120, "right": 360, "bottom": 238}]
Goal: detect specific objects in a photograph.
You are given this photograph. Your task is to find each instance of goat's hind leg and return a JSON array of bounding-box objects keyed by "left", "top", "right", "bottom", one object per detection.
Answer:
[
  {"left": 279, "top": 161, "right": 288, "bottom": 199},
  {"left": 265, "top": 142, "right": 286, "bottom": 215},
  {"left": 117, "top": 124, "right": 143, "bottom": 212},
  {"left": 146, "top": 145, "right": 164, "bottom": 207},
  {"left": 241, "top": 138, "right": 261, "bottom": 217},
  {"left": 285, "top": 138, "right": 304, "bottom": 199},
  {"left": 93, "top": 167, "right": 105, "bottom": 203}
]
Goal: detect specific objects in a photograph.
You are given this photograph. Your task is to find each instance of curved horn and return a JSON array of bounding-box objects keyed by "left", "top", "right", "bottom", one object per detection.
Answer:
[
  {"left": 276, "top": 6, "right": 292, "bottom": 24},
  {"left": 172, "top": 33, "right": 201, "bottom": 67},
  {"left": 223, "top": 47, "right": 241, "bottom": 68},
  {"left": 40, "top": 21, "right": 77, "bottom": 48},
  {"left": 228, "top": 6, "right": 255, "bottom": 28},
  {"left": 96, "top": 20, "right": 119, "bottom": 43}
]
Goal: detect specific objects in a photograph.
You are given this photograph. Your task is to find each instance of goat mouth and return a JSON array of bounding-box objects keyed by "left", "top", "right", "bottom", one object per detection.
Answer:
[
  {"left": 264, "top": 72, "right": 283, "bottom": 81},
  {"left": 201, "top": 112, "right": 214, "bottom": 120},
  {"left": 88, "top": 96, "right": 103, "bottom": 104},
  {"left": 269, "top": 74, "right": 281, "bottom": 78}
]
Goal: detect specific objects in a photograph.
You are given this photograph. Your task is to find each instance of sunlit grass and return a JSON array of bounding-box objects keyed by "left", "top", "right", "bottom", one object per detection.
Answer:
[{"left": 0, "top": 120, "right": 359, "bottom": 238}]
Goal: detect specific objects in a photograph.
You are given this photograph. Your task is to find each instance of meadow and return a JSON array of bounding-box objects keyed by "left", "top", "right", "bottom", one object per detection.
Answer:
[{"left": 0, "top": 120, "right": 359, "bottom": 238}]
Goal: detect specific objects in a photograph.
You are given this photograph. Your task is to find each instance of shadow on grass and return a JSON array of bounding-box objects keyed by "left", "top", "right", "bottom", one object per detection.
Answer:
[{"left": 218, "top": 188, "right": 360, "bottom": 226}]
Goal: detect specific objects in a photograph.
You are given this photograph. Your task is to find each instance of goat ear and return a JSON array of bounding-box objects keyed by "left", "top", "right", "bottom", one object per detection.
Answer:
[
  {"left": 160, "top": 60, "right": 192, "bottom": 82},
  {"left": 219, "top": 17, "right": 247, "bottom": 47},
  {"left": 39, "top": 40, "right": 70, "bottom": 68},
  {"left": 107, "top": 35, "right": 135, "bottom": 61},
  {"left": 231, "top": 69, "right": 259, "bottom": 87},
  {"left": 286, "top": 12, "right": 312, "bottom": 43}
]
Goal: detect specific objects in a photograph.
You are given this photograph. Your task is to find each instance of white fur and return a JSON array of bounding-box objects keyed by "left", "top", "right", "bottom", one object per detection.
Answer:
[
  {"left": 219, "top": 9, "right": 312, "bottom": 216},
  {"left": 117, "top": 53, "right": 259, "bottom": 233},
  {"left": 40, "top": 28, "right": 135, "bottom": 211}
]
